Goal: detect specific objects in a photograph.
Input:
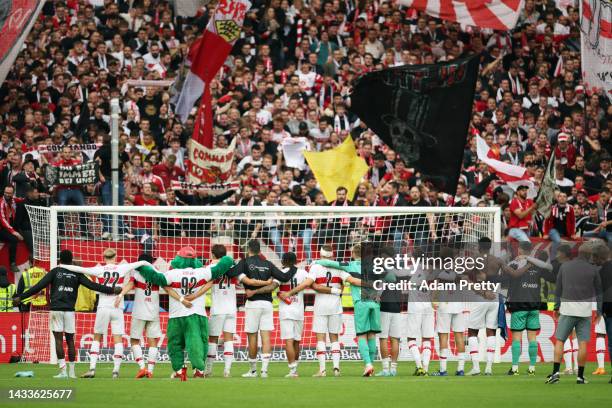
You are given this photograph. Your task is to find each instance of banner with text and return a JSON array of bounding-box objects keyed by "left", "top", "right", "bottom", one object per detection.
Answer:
[
  {"left": 44, "top": 162, "right": 99, "bottom": 186},
  {"left": 187, "top": 136, "right": 236, "bottom": 184}
]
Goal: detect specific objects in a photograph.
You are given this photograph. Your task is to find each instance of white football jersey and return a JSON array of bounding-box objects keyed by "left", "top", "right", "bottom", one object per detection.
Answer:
[
  {"left": 88, "top": 263, "right": 137, "bottom": 309},
  {"left": 131, "top": 271, "right": 160, "bottom": 321},
  {"left": 407, "top": 267, "right": 433, "bottom": 314},
  {"left": 210, "top": 271, "right": 238, "bottom": 316},
  {"left": 276, "top": 267, "right": 309, "bottom": 321},
  {"left": 310, "top": 264, "right": 349, "bottom": 316},
  {"left": 165, "top": 266, "right": 213, "bottom": 318}
]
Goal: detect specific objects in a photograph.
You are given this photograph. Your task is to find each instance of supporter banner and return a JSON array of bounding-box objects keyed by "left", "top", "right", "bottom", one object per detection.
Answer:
[
  {"left": 44, "top": 162, "right": 99, "bottom": 186},
  {"left": 0, "top": 0, "right": 45, "bottom": 86},
  {"left": 398, "top": 0, "right": 523, "bottom": 31},
  {"left": 37, "top": 143, "right": 102, "bottom": 153},
  {"left": 170, "top": 180, "right": 240, "bottom": 196},
  {"left": 174, "top": 0, "right": 251, "bottom": 124},
  {"left": 580, "top": 0, "right": 612, "bottom": 100},
  {"left": 8, "top": 311, "right": 605, "bottom": 364},
  {"left": 281, "top": 137, "right": 310, "bottom": 169},
  {"left": 303, "top": 136, "right": 368, "bottom": 201},
  {"left": 187, "top": 135, "right": 236, "bottom": 184},
  {"left": 351, "top": 55, "right": 479, "bottom": 195},
  {"left": 536, "top": 154, "right": 557, "bottom": 219}
]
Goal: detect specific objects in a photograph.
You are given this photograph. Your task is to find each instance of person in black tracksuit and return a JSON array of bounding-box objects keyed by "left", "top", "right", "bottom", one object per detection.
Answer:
[
  {"left": 13, "top": 250, "right": 119, "bottom": 378},
  {"left": 231, "top": 239, "right": 286, "bottom": 377}
]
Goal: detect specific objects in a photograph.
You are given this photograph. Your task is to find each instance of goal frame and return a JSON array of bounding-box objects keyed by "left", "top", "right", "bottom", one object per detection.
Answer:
[{"left": 46, "top": 205, "right": 502, "bottom": 269}]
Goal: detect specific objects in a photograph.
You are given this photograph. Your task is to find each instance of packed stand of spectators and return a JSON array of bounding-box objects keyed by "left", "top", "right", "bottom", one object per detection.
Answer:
[{"left": 0, "top": 0, "right": 611, "bottom": 271}]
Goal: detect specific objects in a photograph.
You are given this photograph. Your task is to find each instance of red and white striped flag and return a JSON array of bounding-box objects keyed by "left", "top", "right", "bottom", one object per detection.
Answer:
[
  {"left": 580, "top": 0, "right": 612, "bottom": 100},
  {"left": 476, "top": 136, "right": 536, "bottom": 196},
  {"left": 174, "top": 0, "right": 251, "bottom": 125},
  {"left": 398, "top": 0, "right": 524, "bottom": 31}
]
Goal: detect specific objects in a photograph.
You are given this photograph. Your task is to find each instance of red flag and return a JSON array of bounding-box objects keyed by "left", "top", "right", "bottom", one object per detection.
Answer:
[
  {"left": 192, "top": 85, "right": 214, "bottom": 148},
  {"left": 174, "top": 0, "right": 251, "bottom": 123},
  {"left": 399, "top": 0, "right": 523, "bottom": 31}
]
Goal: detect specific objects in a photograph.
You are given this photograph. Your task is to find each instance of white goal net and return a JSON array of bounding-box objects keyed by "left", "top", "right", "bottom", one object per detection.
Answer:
[{"left": 24, "top": 205, "right": 500, "bottom": 364}]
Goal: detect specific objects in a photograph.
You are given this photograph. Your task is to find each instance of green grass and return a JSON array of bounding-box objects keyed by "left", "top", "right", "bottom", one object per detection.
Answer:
[{"left": 0, "top": 362, "right": 610, "bottom": 408}]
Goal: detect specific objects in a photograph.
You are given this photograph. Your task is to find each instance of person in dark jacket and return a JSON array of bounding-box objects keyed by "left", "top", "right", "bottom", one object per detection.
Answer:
[
  {"left": 175, "top": 186, "right": 236, "bottom": 237},
  {"left": 596, "top": 243, "right": 612, "bottom": 384},
  {"left": 14, "top": 186, "right": 47, "bottom": 257},
  {"left": 13, "top": 250, "right": 119, "bottom": 378}
]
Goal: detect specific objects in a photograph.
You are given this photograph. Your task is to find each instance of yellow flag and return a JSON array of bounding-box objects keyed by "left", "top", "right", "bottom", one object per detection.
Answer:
[{"left": 303, "top": 136, "right": 368, "bottom": 202}]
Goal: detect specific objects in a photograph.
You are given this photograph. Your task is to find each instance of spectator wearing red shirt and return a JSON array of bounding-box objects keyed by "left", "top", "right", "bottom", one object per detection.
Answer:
[
  {"left": 152, "top": 154, "right": 184, "bottom": 190},
  {"left": 379, "top": 158, "right": 413, "bottom": 190},
  {"left": 139, "top": 160, "right": 166, "bottom": 194},
  {"left": 554, "top": 133, "right": 576, "bottom": 168},
  {"left": 128, "top": 183, "right": 159, "bottom": 254},
  {"left": 0, "top": 186, "right": 24, "bottom": 272},
  {"left": 508, "top": 185, "right": 538, "bottom": 242},
  {"left": 543, "top": 191, "right": 576, "bottom": 258}
]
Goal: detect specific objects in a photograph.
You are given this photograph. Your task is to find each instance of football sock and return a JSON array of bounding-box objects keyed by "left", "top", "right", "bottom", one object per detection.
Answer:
[
  {"left": 468, "top": 336, "right": 480, "bottom": 371},
  {"left": 223, "top": 341, "right": 234, "bottom": 372},
  {"left": 132, "top": 344, "right": 144, "bottom": 369},
  {"left": 596, "top": 337, "right": 606, "bottom": 369},
  {"left": 261, "top": 353, "right": 271, "bottom": 373},
  {"left": 528, "top": 341, "right": 538, "bottom": 367},
  {"left": 89, "top": 341, "right": 100, "bottom": 370},
  {"left": 486, "top": 336, "right": 496, "bottom": 371},
  {"left": 358, "top": 338, "right": 371, "bottom": 365},
  {"left": 68, "top": 362, "right": 75, "bottom": 377},
  {"left": 331, "top": 342, "right": 341, "bottom": 370},
  {"left": 147, "top": 347, "right": 158, "bottom": 373},
  {"left": 249, "top": 358, "right": 257, "bottom": 373},
  {"left": 552, "top": 362, "right": 560, "bottom": 374},
  {"left": 408, "top": 340, "right": 422, "bottom": 368},
  {"left": 206, "top": 343, "right": 217, "bottom": 372},
  {"left": 421, "top": 340, "right": 432, "bottom": 372},
  {"left": 457, "top": 352, "right": 466, "bottom": 371},
  {"left": 316, "top": 341, "right": 326, "bottom": 372},
  {"left": 367, "top": 338, "right": 377, "bottom": 364},
  {"left": 58, "top": 358, "right": 66, "bottom": 374},
  {"left": 382, "top": 357, "right": 390, "bottom": 372},
  {"left": 113, "top": 343, "right": 124, "bottom": 372},
  {"left": 578, "top": 366, "right": 585, "bottom": 378},
  {"left": 511, "top": 339, "right": 521, "bottom": 367},
  {"left": 439, "top": 348, "right": 448, "bottom": 372},
  {"left": 390, "top": 361, "right": 398, "bottom": 373},
  {"left": 563, "top": 339, "right": 572, "bottom": 370},
  {"left": 571, "top": 338, "right": 579, "bottom": 369}
]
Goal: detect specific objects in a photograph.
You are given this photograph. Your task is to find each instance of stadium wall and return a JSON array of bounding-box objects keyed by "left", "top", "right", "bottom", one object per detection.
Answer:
[{"left": 0, "top": 312, "right": 607, "bottom": 364}]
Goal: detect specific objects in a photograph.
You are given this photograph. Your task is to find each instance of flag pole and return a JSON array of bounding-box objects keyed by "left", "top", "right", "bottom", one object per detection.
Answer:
[{"left": 110, "top": 98, "right": 120, "bottom": 240}]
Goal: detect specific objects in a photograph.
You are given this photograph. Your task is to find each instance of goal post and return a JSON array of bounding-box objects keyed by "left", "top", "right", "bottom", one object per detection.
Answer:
[{"left": 25, "top": 205, "right": 501, "bottom": 364}]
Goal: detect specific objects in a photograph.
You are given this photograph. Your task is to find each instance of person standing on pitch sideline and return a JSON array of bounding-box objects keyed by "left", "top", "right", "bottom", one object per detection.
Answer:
[
  {"left": 234, "top": 240, "right": 287, "bottom": 378},
  {"left": 314, "top": 243, "right": 377, "bottom": 376},
  {"left": 432, "top": 247, "right": 467, "bottom": 377},
  {"left": 251, "top": 252, "right": 309, "bottom": 377},
  {"left": 62, "top": 248, "right": 150, "bottom": 379},
  {"left": 12, "top": 250, "right": 119, "bottom": 378},
  {"left": 466, "top": 238, "right": 503, "bottom": 376},
  {"left": 134, "top": 246, "right": 235, "bottom": 379},
  {"left": 546, "top": 241, "right": 604, "bottom": 385},
  {"left": 406, "top": 249, "right": 435, "bottom": 376},
  {"left": 504, "top": 242, "right": 555, "bottom": 376},
  {"left": 593, "top": 314, "right": 608, "bottom": 376},
  {"left": 283, "top": 244, "right": 361, "bottom": 377},
  {"left": 113, "top": 253, "right": 161, "bottom": 378}
]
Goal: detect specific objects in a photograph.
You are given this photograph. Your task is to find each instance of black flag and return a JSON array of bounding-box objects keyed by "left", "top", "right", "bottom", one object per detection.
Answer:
[{"left": 350, "top": 55, "right": 479, "bottom": 194}]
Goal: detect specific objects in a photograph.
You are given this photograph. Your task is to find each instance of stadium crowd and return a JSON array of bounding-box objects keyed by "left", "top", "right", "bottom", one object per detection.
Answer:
[{"left": 0, "top": 0, "right": 611, "bottom": 272}]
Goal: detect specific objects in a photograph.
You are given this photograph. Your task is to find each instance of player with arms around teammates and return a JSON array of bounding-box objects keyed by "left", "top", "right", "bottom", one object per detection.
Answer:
[{"left": 62, "top": 248, "right": 149, "bottom": 379}]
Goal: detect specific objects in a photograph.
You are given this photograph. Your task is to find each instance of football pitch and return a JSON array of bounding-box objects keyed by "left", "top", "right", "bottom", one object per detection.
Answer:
[{"left": 0, "top": 362, "right": 610, "bottom": 408}]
